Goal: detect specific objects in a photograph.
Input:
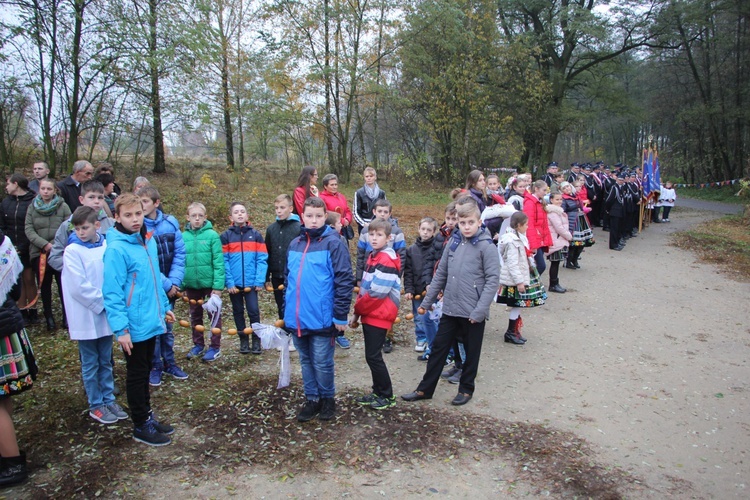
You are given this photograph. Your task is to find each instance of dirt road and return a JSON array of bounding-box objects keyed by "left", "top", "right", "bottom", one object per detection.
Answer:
[{"left": 28, "top": 206, "right": 745, "bottom": 499}]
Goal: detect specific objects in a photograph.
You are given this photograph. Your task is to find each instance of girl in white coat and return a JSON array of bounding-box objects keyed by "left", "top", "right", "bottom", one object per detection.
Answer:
[
  {"left": 657, "top": 181, "right": 677, "bottom": 222},
  {"left": 497, "top": 212, "right": 547, "bottom": 345}
]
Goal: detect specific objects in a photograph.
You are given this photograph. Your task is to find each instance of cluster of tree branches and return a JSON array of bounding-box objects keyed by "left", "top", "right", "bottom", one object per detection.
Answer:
[{"left": 0, "top": 0, "right": 747, "bottom": 182}]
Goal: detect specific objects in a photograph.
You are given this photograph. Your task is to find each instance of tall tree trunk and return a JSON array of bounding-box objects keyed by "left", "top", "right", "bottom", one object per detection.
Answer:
[
  {"left": 0, "top": 107, "right": 8, "bottom": 167},
  {"left": 66, "top": 0, "right": 85, "bottom": 167},
  {"left": 149, "top": 0, "right": 166, "bottom": 173},
  {"left": 324, "top": 0, "right": 335, "bottom": 172},
  {"left": 221, "top": 45, "right": 234, "bottom": 169}
]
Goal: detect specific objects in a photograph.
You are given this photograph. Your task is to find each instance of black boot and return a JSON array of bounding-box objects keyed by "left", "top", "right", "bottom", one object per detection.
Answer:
[
  {"left": 0, "top": 452, "right": 28, "bottom": 488},
  {"left": 504, "top": 319, "right": 525, "bottom": 345},
  {"left": 251, "top": 333, "right": 262, "bottom": 355},
  {"left": 549, "top": 278, "right": 566, "bottom": 293},
  {"left": 46, "top": 316, "right": 56, "bottom": 331},
  {"left": 20, "top": 310, "right": 30, "bottom": 327},
  {"left": 318, "top": 397, "right": 336, "bottom": 421},
  {"left": 28, "top": 309, "right": 42, "bottom": 325},
  {"left": 239, "top": 334, "right": 251, "bottom": 354}
]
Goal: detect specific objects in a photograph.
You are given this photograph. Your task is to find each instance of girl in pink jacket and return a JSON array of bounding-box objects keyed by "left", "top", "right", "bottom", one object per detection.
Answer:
[{"left": 544, "top": 193, "right": 573, "bottom": 293}]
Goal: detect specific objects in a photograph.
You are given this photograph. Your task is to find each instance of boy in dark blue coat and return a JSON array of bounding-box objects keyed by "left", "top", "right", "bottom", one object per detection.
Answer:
[
  {"left": 284, "top": 197, "right": 354, "bottom": 422},
  {"left": 221, "top": 202, "right": 268, "bottom": 354},
  {"left": 138, "top": 187, "right": 187, "bottom": 386}
]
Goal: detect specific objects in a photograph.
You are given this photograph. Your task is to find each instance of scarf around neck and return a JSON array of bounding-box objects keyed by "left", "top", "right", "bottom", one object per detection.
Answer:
[
  {"left": 364, "top": 182, "right": 381, "bottom": 200},
  {"left": 33, "top": 194, "right": 64, "bottom": 216}
]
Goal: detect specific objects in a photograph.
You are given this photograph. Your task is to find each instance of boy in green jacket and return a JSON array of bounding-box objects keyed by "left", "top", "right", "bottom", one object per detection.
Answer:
[{"left": 182, "top": 202, "right": 225, "bottom": 362}]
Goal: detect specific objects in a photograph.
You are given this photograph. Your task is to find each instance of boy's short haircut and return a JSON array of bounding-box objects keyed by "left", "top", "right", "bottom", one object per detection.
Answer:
[
  {"left": 115, "top": 192, "right": 142, "bottom": 215},
  {"left": 368, "top": 218, "right": 391, "bottom": 237},
  {"left": 95, "top": 172, "right": 114, "bottom": 187},
  {"left": 325, "top": 211, "right": 341, "bottom": 226},
  {"left": 81, "top": 180, "right": 104, "bottom": 196},
  {"left": 229, "top": 201, "right": 246, "bottom": 212},
  {"left": 136, "top": 186, "right": 160, "bottom": 202},
  {"left": 510, "top": 211, "right": 529, "bottom": 229},
  {"left": 373, "top": 198, "right": 392, "bottom": 212},
  {"left": 303, "top": 196, "right": 326, "bottom": 211},
  {"left": 363, "top": 167, "right": 376, "bottom": 176},
  {"left": 455, "top": 197, "right": 480, "bottom": 218},
  {"left": 419, "top": 217, "right": 438, "bottom": 232},
  {"left": 274, "top": 194, "right": 292, "bottom": 205},
  {"left": 486, "top": 173, "right": 499, "bottom": 181},
  {"left": 71, "top": 205, "right": 99, "bottom": 226},
  {"left": 444, "top": 201, "right": 457, "bottom": 215},
  {"left": 187, "top": 202, "right": 206, "bottom": 214}
]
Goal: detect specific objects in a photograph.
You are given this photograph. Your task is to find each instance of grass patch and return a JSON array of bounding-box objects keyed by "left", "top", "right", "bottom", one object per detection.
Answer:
[
  {"left": 679, "top": 185, "right": 748, "bottom": 205},
  {"left": 672, "top": 215, "right": 750, "bottom": 281}
]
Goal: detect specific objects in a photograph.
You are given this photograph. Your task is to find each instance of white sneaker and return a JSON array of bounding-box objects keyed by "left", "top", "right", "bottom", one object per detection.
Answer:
[
  {"left": 415, "top": 341, "right": 427, "bottom": 352},
  {"left": 289, "top": 338, "right": 296, "bottom": 352}
]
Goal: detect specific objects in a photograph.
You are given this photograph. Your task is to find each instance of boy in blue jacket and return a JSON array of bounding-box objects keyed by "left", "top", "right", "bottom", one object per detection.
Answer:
[
  {"left": 137, "top": 187, "right": 188, "bottom": 386},
  {"left": 103, "top": 193, "right": 175, "bottom": 446},
  {"left": 285, "top": 197, "right": 354, "bottom": 422},
  {"left": 221, "top": 202, "right": 268, "bottom": 354}
]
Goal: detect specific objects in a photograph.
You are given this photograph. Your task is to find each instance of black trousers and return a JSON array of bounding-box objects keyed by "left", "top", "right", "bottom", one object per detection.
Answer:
[
  {"left": 125, "top": 336, "right": 156, "bottom": 427},
  {"left": 271, "top": 275, "right": 285, "bottom": 320},
  {"left": 609, "top": 215, "right": 622, "bottom": 249},
  {"left": 229, "top": 290, "right": 260, "bottom": 331},
  {"left": 417, "top": 315, "right": 485, "bottom": 396},
  {"left": 549, "top": 259, "right": 561, "bottom": 282},
  {"left": 363, "top": 324, "right": 393, "bottom": 398},
  {"left": 32, "top": 256, "right": 64, "bottom": 320}
]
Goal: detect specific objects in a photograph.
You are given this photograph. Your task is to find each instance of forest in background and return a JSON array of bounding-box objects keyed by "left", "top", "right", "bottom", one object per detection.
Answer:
[{"left": 0, "top": 0, "right": 747, "bottom": 184}]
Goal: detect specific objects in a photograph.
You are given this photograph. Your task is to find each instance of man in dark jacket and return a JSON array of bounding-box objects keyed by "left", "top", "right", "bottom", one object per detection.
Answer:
[
  {"left": 57, "top": 160, "right": 94, "bottom": 212},
  {"left": 605, "top": 173, "right": 626, "bottom": 251}
]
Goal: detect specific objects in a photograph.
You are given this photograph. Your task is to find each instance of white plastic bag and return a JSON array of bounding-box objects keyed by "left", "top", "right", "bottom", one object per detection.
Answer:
[
  {"left": 429, "top": 300, "right": 443, "bottom": 321},
  {"left": 201, "top": 294, "right": 222, "bottom": 329},
  {"left": 251, "top": 322, "right": 291, "bottom": 389}
]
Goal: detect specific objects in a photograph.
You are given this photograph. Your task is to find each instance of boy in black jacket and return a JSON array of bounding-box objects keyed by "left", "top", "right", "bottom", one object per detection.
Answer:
[
  {"left": 264, "top": 194, "right": 301, "bottom": 319},
  {"left": 404, "top": 217, "right": 440, "bottom": 359}
]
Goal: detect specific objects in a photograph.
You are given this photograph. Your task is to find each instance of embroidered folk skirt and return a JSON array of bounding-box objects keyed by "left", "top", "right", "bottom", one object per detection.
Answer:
[
  {"left": 571, "top": 213, "right": 595, "bottom": 247},
  {"left": 0, "top": 329, "right": 37, "bottom": 398},
  {"left": 497, "top": 267, "right": 547, "bottom": 308}
]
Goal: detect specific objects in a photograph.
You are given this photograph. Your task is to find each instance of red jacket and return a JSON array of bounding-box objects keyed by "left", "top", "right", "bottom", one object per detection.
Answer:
[
  {"left": 354, "top": 248, "right": 401, "bottom": 330},
  {"left": 319, "top": 190, "right": 353, "bottom": 226},
  {"left": 523, "top": 191, "right": 552, "bottom": 251}
]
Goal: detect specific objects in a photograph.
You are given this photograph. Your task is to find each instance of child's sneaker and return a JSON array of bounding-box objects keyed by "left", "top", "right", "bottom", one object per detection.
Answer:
[
  {"left": 318, "top": 397, "right": 336, "bottom": 421},
  {"left": 335, "top": 336, "right": 351, "bottom": 349},
  {"left": 148, "top": 415, "right": 175, "bottom": 435},
  {"left": 441, "top": 365, "right": 460, "bottom": 379},
  {"left": 370, "top": 395, "right": 396, "bottom": 410},
  {"left": 356, "top": 393, "right": 379, "bottom": 405},
  {"left": 89, "top": 405, "right": 118, "bottom": 424},
  {"left": 447, "top": 369, "right": 463, "bottom": 385},
  {"left": 186, "top": 345, "right": 204, "bottom": 359},
  {"left": 107, "top": 402, "right": 128, "bottom": 420},
  {"left": 164, "top": 364, "right": 188, "bottom": 380},
  {"left": 415, "top": 340, "right": 427, "bottom": 352},
  {"left": 202, "top": 347, "right": 221, "bottom": 362},
  {"left": 133, "top": 420, "right": 171, "bottom": 446},
  {"left": 149, "top": 367, "right": 162, "bottom": 387},
  {"left": 382, "top": 338, "right": 393, "bottom": 353},
  {"left": 288, "top": 337, "right": 296, "bottom": 352},
  {"left": 417, "top": 352, "right": 430, "bottom": 361}
]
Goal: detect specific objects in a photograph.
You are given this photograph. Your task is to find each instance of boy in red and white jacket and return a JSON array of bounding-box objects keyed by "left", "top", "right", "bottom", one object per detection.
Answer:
[{"left": 350, "top": 218, "right": 401, "bottom": 411}]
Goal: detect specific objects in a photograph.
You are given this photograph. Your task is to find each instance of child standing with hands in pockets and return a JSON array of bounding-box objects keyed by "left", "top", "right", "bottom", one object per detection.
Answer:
[
  {"left": 401, "top": 198, "right": 499, "bottom": 406},
  {"left": 351, "top": 218, "right": 401, "bottom": 410}
]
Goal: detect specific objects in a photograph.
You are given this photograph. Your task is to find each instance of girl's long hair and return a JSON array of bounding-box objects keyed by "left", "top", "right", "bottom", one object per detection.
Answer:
[{"left": 296, "top": 165, "right": 317, "bottom": 199}]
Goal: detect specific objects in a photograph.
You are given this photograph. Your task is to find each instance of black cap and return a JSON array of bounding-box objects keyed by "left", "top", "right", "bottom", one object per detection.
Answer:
[
  {"left": 583, "top": 164, "right": 592, "bottom": 171},
  {"left": 617, "top": 172, "right": 626, "bottom": 179},
  {"left": 547, "top": 161, "right": 558, "bottom": 168}
]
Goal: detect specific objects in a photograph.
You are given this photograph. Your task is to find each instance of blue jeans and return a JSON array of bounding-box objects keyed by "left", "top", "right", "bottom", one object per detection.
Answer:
[
  {"left": 412, "top": 297, "right": 438, "bottom": 352},
  {"left": 152, "top": 321, "right": 176, "bottom": 369},
  {"left": 292, "top": 333, "right": 336, "bottom": 400},
  {"left": 78, "top": 337, "right": 115, "bottom": 410}
]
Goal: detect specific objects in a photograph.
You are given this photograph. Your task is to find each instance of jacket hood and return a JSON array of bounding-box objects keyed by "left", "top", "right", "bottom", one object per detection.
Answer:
[
  {"left": 545, "top": 204, "right": 564, "bottom": 215},
  {"left": 226, "top": 222, "right": 255, "bottom": 233},
  {"left": 11, "top": 191, "right": 36, "bottom": 202},
  {"left": 277, "top": 213, "right": 300, "bottom": 223},
  {"left": 415, "top": 236, "right": 435, "bottom": 247},
  {"left": 184, "top": 219, "right": 215, "bottom": 233},
  {"left": 107, "top": 225, "right": 149, "bottom": 246},
  {"left": 300, "top": 224, "right": 334, "bottom": 240}
]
